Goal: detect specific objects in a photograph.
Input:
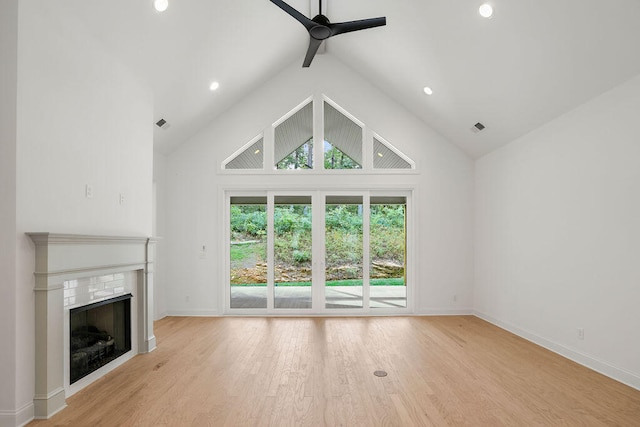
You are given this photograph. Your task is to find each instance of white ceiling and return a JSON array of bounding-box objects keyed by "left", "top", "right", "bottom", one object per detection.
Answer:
[{"left": 47, "top": 0, "right": 640, "bottom": 158}]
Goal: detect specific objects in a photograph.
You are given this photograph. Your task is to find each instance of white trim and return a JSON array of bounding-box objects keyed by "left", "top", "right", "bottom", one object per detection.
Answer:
[
  {"left": 322, "top": 94, "right": 365, "bottom": 128},
  {"left": 221, "top": 133, "right": 264, "bottom": 170},
  {"left": 266, "top": 193, "right": 275, "bottom": 310},
  {"left": 222, "top": 311, "right": 416, "bottom": 318},
  {"left": 372, "top": 132, "right": 416, "bottom": 170},
  {"left": 406, "top": 191, "right": 415, "bottom": 312},
  {"left": 272, "top": 95, "right": 314, "bottom": 128},
  {"left": 223, "top": 189, "right": 414, "bottom": 316},
  {"left": 166, "top": 310, "right": 222, "bottom": 317},
  {"left": 474, "top": 311, "right": 640, "bottom": 391},
  {"left": 26, "top": 233, "right": 153, "bottom": 245},
  {"left": 223, "top": 192, "right": 231, "bottom": 312},
  {"left": 0, "top": 401, "right": 35, "bottom": 427},
  {"left": 312, "top": 191, "right": 324, "bottom": 310},
  {"left": 218, "top": 93, "right": 417, "bottom": 175},
  {"left": 26, "top": 233, "right": 157, "bottom": 419},
  {"left": 415, "top": 308, "right": 475, "bottom": 316},
  {"left": 34, "top": 263, "right": 146, "bottom": 281},
  {"left": 264, "top": 122, "right": 275, "bottom": 171},
  {"left": 314, "top": 92, "right": 324, "bottom": 171},
  {"left": 362, "top": 193, "right": 371, "bottom": 309},
  {"left": 218, "top": 168, "right": 418, "bottom": 176}
]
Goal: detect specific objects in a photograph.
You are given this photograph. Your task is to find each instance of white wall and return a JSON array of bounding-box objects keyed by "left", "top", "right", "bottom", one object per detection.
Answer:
[
  {"left": 0, "top": 0, "right": 19, "bottom": 425},
  {"left": 153, "top": 151, "right": 168, "bottom": 319},
  {"left": 475, "top": 74, "right": 640, "bottom": 389},
  {"left": 16, "top": 4, "right": 153, "bottom": 236},
  {"left": 5, "top": 1, "right": 155, "bottom": 424},
  {"left": 164, "top": 55, "right": 474, "bottom": 315}
]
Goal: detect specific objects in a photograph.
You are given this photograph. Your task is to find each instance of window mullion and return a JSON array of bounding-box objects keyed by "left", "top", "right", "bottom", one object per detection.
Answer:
[
  {"left": 267, "top": 193, "right": 275, "bottom": 310},
  {"left": 363, "top": 193, "right": 371, "bottom": 309},
  {"left": 314, "top": 93, "right": 324, "bottom": 170}
]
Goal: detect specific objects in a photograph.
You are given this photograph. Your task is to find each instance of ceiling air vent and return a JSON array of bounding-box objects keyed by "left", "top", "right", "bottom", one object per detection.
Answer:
[
  {"left": 471, "top": 122, "right": 485, "bottom": 133},
  {"left": 155, "top": 118, "right": 170, "bottom": 129}
]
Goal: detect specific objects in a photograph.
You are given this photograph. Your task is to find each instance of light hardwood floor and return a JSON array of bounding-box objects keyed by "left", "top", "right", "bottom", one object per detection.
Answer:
[{"left": 30, "top": 316, "right": 640, "bottom": 426}]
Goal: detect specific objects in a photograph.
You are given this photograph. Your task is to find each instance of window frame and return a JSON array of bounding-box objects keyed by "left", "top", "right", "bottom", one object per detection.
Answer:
[{"left": 219, "top": 94, "right": 416, "bottom": 174}]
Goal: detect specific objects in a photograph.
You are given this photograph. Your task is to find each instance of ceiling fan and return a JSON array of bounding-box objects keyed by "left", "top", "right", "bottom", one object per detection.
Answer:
[{"left": 270, "top": 0, "right": 386, "bottom": 68}]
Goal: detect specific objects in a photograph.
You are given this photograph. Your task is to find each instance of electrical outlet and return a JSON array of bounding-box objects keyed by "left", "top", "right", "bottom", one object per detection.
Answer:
[
  {"left": 119, "top": 193, "right": 125, "bottom": 205},
  {"left": 453, "top": 294, "right": 458, "bottom": 302},
  {"left": 577, "top": 328, "right": 584, "bottom": 340},
  {"left": 85, "top": 184, "right": 94, "bottom": 198},
  {"left": 185, "top": 295, "right": 190, "bottom": 303}
]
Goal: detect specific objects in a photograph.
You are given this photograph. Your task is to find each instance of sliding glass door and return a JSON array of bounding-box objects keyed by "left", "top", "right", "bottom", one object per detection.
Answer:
[
  {"left": 229, "top": 196, "right": 268, "bottom": 309},
  {"left": 369, "top": 196, "right": 407, "bottom": 309},
  {"left": 273, "top": 196, "right": 313, "bottom": 308},
  {"left": 227, "top": 191, "right": 410, "bottom": 313},
  {"left": 324, "top": 196, "right": 364, "bottom": 309}
]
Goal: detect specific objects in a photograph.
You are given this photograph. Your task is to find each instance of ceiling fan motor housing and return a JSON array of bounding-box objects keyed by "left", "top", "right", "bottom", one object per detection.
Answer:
[{"left": 310, "top": 15, "right": 332, "bottom": 39}]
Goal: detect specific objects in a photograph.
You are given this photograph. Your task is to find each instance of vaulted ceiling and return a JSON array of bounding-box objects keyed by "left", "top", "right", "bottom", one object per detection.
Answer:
[{"left": 45, "top": 0, "right": 640, "bottom": 158}]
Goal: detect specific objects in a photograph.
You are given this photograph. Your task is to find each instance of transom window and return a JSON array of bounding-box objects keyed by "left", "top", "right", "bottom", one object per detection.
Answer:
[
  {"left": 275, "top": 100, "right": 313, "bottom": 170},
  {"left": 323, "top": 101, "right": 362, "bottom": 170},
  {"left": 222, "top": 94, "right": 415, "bottom": 171}
]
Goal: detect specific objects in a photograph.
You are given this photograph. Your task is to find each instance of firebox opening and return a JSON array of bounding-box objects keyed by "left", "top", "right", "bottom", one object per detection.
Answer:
[{"left": 70, "top": 294, "right": 132, "bottom": 384}]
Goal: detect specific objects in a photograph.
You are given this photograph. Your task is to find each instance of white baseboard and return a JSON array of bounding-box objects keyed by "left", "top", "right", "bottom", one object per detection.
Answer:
[
  {"left": 474, "top": 311, "right": 640, "bottom": 391},
  {"left": 166, "top": 310, "right": 221, "bottom": 317},
  {"left": 0, "top": 401, "right": 34, "bottom": 427},
  {"left": 165, "top": 309, "right": 474, "bottom": 317},
  {"left": 414, "top": 308, "right": 474, "bottom": 316}
]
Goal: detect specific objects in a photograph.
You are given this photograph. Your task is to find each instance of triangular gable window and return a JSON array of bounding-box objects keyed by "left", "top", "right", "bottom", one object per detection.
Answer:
[
  {"left": 277, "top": 138, "right": 313, "bottom": 170},
  {"left": 275, "top": 101, "right": 314, "bottom": 170},
  {"left": 373, "top": 137, "right": 413, "bottom": 169},
  {"left": 324, "top": 101, "right": 362, "bottom": 169},
  {"left": 222, "top": 94, "right": 415, "bottom": 172},
  {"left": 223, "top": 136, "right": 264, "bottom": 170}
]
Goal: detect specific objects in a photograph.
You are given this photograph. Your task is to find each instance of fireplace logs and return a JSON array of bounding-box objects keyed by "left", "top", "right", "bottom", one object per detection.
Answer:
[{"left": 70, "top": 325, "right": 116, "bottom": 377}]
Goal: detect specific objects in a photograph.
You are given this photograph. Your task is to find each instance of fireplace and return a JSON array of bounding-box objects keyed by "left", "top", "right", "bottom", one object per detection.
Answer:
[
  {"left": 27, "top": 233, "right": 157, "bottom": 419},
  {"left": 70, "top": 294, "right": 132, "bottom": 384}
]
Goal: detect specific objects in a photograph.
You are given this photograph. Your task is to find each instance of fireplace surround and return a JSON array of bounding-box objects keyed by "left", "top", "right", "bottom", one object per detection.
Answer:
[{"left": 27, "top": 233, "right": 157, "bottom": 419}]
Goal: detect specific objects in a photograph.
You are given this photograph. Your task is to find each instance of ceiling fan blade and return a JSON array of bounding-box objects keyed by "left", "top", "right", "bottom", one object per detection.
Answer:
[
  {"left": 329, "top": 17, "right": 386, "bottom": 37},
  {"left": 303, "top": 37, "right": 323, "bottom": 67},
  {"left": 270, "top": 0, "right": 315, "bottom": 32}
]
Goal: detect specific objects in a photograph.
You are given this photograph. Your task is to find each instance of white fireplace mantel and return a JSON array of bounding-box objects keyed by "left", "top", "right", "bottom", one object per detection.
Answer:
[{"left": 27, "top": 233, "right": 157, "bottom": 419}]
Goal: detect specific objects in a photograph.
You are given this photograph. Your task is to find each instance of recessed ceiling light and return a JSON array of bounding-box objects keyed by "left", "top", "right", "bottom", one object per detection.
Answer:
[
  {"left": 209, "top": 81, "right": 220, "bottom": 91},
  {"left": 377, "top": 152, "right": 384, "bottom": 157},
  {"left": 479, "top": 3, "right": 493, "bottom": 18},
  {"left": 423, "top": 86, "right": 433, "bottom": 95},
  {"left": 254, "top": 149, "right": 261, "bottom": 155},
  {"left": 153, "top": 0, "right": 169, "bottom": 12}
]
